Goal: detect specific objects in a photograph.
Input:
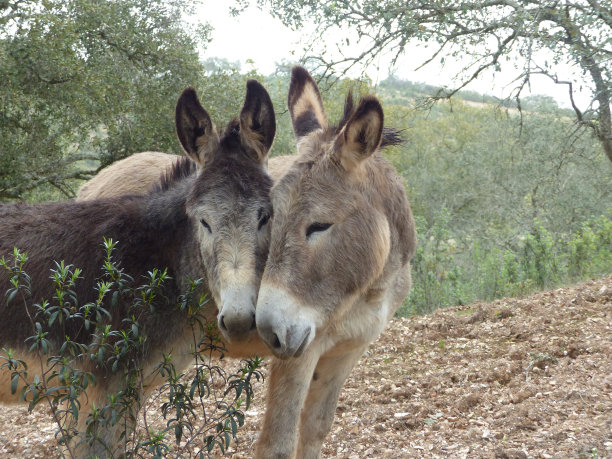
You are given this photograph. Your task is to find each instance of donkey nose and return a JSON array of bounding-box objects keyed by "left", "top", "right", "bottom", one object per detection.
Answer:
[
  {"left": 258, "top": 322, "right": 286, "bottom": 355},
  {"left": 218, "top": 311, "right": 255, "bottom": 337},
  {"left": 218, "top": 287, "right": 258, "bottom": 342}
]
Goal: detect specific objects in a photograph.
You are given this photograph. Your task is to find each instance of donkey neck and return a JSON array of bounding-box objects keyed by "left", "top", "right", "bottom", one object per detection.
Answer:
[{"left": 119, "top": 176, "right": 193, "bottom": 275}]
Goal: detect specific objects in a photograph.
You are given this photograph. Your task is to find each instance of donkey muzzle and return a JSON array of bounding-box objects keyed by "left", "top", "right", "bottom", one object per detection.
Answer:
[
  {"left": 217, "top": 286, "right": 257, "bottom": 343},
  {"left": 256, "top": 285, "right": 316, "bottom": 359}
]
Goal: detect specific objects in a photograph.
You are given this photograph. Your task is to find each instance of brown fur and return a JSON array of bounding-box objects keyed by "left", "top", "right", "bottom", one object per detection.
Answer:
[
  {"left": 74, "top": 68, "right": 416, "bottom": 459},
  {"left": 0, "top": 81, "right": 275, "bottom": 457},
  {"left": 77, "top": 154, "right": 296, "bottom": 200},
  {"left": 254, "top": 66, "right": 417, "bottom": 458},
  {"left": 77, "top": 152, "right": 182, "bottom": 200}
]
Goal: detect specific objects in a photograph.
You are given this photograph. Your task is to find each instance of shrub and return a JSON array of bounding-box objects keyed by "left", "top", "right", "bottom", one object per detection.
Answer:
[
  {"left": 401, "top": 210, "right": 464, "bottom": 316},
  {"left": 568, "top": 212, "right": 612, "bottom": 280},
  {"left": 521, "top": 220, "right": 560, "bottom": 289},
  {"left": 400, "top": 211, "right": 612, "bottom": 317},
  {"left": 0, "top": 240, "right": 263, "bottom": 457}
]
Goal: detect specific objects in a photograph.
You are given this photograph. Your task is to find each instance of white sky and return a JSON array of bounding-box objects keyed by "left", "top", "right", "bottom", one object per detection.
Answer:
[{"left": 197, "top": 2, "right": 592, "bottom": 109}]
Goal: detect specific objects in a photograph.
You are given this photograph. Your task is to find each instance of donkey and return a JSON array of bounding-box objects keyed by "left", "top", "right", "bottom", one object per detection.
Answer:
[
  {"left": 76, "top": 152, "right": 296, "bottom": 201},
  {"left": 74, "top": 67, "right": 416, "bottom": 459},
  {"left": 253, "top": 66, "right": 417, "bottom": 458},
  {"left": 77, "top": 151, "right": 181, "bottom": 200},
  {"left": 0, "top": 80, "right": 275, "bottom": 457}
]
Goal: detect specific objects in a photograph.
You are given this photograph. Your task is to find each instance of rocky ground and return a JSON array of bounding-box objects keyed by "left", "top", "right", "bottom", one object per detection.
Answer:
[{"left": 1, "top": 274, "right": 611, "bottom": 458}]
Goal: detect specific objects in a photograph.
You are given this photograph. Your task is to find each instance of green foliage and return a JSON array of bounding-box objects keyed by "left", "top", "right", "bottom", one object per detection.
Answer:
[
  {"left": 568, "top": 214, "right": 612, "bottom": 279},
  {"left": 521, "top": 221, "right": 560, "bottom": 289},
  {"left": 384, "top": 88, "right": 610, "bottom": 317},
  {"left": 0, "top": 0, "right": 210, "bottom": 200},
  {"left": 399, "top": 210, "right": 612, "bottom": 317},
  {"left": 404, "top": 211, "right": 463, "bottom": 315},
  {"left": 0, "top": 240, "right": 263, "bottom": 457},
  {"left": 383, "top": 97, "right": 610, "bottom": 238}
]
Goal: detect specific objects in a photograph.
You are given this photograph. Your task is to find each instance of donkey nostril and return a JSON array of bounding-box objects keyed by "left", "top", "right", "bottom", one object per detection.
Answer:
[
  {"left": 272, "top": 333, "right": 281, "bottom": 349},
  {"left": 219, "top": 315, "right": 227, "bottom": 331}
]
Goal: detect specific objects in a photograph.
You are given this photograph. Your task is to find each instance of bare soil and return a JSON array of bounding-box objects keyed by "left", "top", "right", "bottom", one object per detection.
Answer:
[{"left": 1, "top": 275, "right": 611, "bottom": 458}]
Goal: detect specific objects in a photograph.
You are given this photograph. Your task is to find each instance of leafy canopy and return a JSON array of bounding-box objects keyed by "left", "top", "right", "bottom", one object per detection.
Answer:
[
  {"left": 0, "top": 0, "right": 209, "bottom": 200},
  {"left": 253, "top": 0, "right": 612, "bottom": 162}
]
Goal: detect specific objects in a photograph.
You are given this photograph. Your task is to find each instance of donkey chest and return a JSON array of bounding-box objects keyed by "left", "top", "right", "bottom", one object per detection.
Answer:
[{"left": 327, "top": 294, "right": 394, "bottom": 352}]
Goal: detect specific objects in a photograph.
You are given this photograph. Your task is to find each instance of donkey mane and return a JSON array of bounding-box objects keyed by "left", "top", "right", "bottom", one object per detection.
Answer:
[
  {"left": 336, "top": 91, "right": 404, "bottom": 148},
  {"left": 154, "top": 120, "right": 259, "bottom": 194},
  {"left": 154, "top": 155, "right": 198, "bottom": 192}
]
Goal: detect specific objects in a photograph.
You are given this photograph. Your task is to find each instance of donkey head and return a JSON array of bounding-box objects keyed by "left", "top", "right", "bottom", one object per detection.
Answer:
[
  {"left": 176, "top": 81, "right": 275, "bottom": 343},
  {"left": 256, "top": 67, "right": 405, "bottom": 359}
]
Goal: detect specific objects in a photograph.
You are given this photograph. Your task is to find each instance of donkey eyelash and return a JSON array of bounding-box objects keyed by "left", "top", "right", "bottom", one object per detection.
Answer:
[
  {"left": 200, "top": 218, "right": 212, "bottom": 233},
  {"left": 257, "top": 206, "right": 272, "bottom": 230},
  {"left": 306, "top": 222, "right": 332, "bottom": 238},
  {"left": 258, "top": 213, "right": 270, "bottom": 230}
]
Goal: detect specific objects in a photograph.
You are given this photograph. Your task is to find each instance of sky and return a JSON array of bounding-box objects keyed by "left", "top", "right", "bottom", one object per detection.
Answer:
[{"left": 196, "top": 2, "right": 592, "bottom": 109}]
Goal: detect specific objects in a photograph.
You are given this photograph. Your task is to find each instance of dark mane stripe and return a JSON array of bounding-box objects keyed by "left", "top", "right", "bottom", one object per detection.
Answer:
[
  {"left": 154, "top": 155, "right": 198, "bottom": 192},
  {"left": 338, "top": 90, "right": 355, "bottom": 132}
]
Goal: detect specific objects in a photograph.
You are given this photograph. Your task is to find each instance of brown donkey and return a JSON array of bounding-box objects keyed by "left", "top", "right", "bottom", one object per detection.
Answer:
[
  {"left": 76, "top": 152, "right": 296, "bottom": 201},
  {"left": 77, "top": 151, "right": 181, "bottom": 200},
  {"left": 0, "top": 80, "right": 275, "bottom": 457},
  {"left": 254, "top": 66, "right": 417, "bottom": 458},
  {"left": 75, "top": 67, "right": 416, "bottom": 458}
]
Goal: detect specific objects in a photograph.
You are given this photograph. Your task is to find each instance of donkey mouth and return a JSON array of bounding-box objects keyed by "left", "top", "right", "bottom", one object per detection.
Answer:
[
  {"left": 273, "top": 327, "right": 312, "bottom": 360},
  {"left": 292, "top": 330, "right": 311, "bottom": 358}
]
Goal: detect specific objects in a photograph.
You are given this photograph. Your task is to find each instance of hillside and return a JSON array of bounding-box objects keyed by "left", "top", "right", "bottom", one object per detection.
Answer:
[{"left": 1, "top": 274, "right": 611, "bottom": 458}]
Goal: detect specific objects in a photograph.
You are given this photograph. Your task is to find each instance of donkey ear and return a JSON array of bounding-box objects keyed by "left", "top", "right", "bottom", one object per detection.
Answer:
[
  {"left": 333, "top": 96, "right": 384, "bottom": 171},
  {"left": 239, "top": 79, "right": 276, "bottom": 165},
  {"left": 288, "top": 66, "right": 328, "bottom": 138},
  {"left": 175, "top": 87, "right": 219, "bottom": 166}
]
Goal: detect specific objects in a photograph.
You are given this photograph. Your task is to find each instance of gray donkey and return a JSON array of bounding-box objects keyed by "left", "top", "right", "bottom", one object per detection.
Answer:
[
  {"left": 254, "top": 66, "right": 417, "bottom": 458},
  {"left": 0, "top": 80, "right": 275, "bottom": 457},
  {"left": 75, "top": 67, "right": 417, "bottom": 459}
]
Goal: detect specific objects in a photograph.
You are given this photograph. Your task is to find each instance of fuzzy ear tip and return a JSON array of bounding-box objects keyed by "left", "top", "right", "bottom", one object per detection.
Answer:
[
  {"left": 291, "top": 65, "right": 312, "bottom": 83},
  {"left": 246, "top": 79, "right": 263, "bottom": 91},
  {"left": 292, "top": 65, "right": 308, "bottom": 75},
  {"left": 177, "top": 87, "right": 200, "bottom": 114},
  {"left": 179, "top": 86, "right": 197, "bottom": 99},
  {"left": 244, "top": 79, "right": 273, "bottom": 107},
  {"left": 361, "top": 95, "right": 383, "bottom": 112}
]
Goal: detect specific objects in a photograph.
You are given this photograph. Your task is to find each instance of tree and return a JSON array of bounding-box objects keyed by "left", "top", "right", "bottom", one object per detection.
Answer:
[
  {"left": 0, "top": 0, "right": 210, "bottom": 200},
  {"left": 253, "top": 0, "right": 612, "bottom": 163}
]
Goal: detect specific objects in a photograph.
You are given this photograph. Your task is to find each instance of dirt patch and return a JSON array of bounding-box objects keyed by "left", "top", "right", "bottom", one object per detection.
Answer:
[{"left": 1, "top": 275, "right": 611, "bottom": 458}]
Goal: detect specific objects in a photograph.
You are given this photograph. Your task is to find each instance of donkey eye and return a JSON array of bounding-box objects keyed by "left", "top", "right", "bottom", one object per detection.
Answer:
[
  {"left": 306, "top": 222, "right": 332, "bottom": 238},
  {"left": 258, "top": 213, "right": 270, "bottom": 230},
  {"left": 257, "top": 207, "right": 272, "bottom": 231},
  {"left": 200, "top": 218, "right": 212, "bottom": 233}
]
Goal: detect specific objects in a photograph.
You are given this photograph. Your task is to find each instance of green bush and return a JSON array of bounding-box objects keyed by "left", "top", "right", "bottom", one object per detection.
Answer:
[
  {"left": 521, "top": 220, "right": 560, "bottom": 289},
  {"left": 400, "top": 210, "right": 612, "bottom": 317},
  {"left": 0, "top": 240, "right": 262, "bottom": 457},
  {"left": 400, "top": 210, "right": 464, "bottom": 316}
]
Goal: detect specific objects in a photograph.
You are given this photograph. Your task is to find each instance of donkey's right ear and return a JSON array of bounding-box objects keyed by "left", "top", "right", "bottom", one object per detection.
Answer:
[
  {"left": 288, "top": 66, "right": 328, "bottom": 139},
  {"left": 239, "top": 79, "right": 276, "bottom": 165},
  {"left": 175, "top": 87, "right": 219, "bottom": 166}
]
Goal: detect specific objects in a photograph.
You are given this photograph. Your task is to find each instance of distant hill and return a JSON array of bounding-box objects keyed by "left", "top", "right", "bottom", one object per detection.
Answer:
[{"left": 377, "top": 75, "right": 575, "bottom": 116}]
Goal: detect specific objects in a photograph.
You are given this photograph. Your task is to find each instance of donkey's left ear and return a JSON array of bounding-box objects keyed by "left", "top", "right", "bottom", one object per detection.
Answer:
[
  {"left": 175, "top": 87, "right": 220, "bottom": 167},
  {"left": 239, "top": 79, "right": 276, "bottom": 165},
  {"left": 332, "top": 96, "right": 384, "bottom": 171},
  {"left": 288, "top": 66, "right": 328, "bottom": 139}
]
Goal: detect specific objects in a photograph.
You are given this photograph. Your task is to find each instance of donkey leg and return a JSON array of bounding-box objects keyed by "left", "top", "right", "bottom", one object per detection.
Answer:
[
  {"left": 296, "top": 346, "right": 367, "bottom": 459},
  {"left": 255, "top": 348, "right": 320, "bottom": 459}
]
